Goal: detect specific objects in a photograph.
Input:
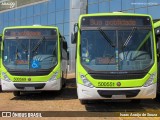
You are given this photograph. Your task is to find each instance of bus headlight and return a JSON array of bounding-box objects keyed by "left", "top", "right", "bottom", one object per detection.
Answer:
[
  {"left": 2, "top": 72, "right": 11, "bottom": 82},
  {"left": 48, "top": 71, "right": 59, "bottom": 82},
  {"left": 80, "top": 74, "right": 94, "bottom": 88},
  {"left": 143, "top": 73, "right": 156, "bottom": 87}
]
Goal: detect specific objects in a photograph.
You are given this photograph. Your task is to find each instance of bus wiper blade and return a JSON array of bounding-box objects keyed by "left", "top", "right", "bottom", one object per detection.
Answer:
[
  {"left": 32, "top": 36, "right": 45, "bottom": 53},
  {"left": 21, "top": 43, "right": 28, "bottom": 52},
  {"left": 123, "top": 27, "right": 137, "bottom": 48},
  {"left": 97, "top": 27, "right": 115, "bottom": 48}
]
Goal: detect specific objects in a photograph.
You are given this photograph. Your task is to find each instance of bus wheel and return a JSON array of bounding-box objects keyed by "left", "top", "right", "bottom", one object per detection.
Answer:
[
  {"left": 0, "top": 85, "right": 2, "bottom": 92},
  {"left": 80, "top": 100, "right": 88, "bottom": 105},
  {"left": 131, "top": 99, "right": 141, "bottom": 104},
  {"left": 13, "top": 91, "right": 21, "bottom": 97},
  {"left": 62, "top": 78, "right": 66, "bottom": 88},
  {"left": 62, "top": 72, "right": 66, "bottom": 88}
]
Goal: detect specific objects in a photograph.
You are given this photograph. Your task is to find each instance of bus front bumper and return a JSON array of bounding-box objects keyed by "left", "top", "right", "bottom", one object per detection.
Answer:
[
  {"left": 77, "top": 83, "right": 157, "bottom": 100},
  {"left": 1, "top": 79, "right": 62, "bottom": 91}
]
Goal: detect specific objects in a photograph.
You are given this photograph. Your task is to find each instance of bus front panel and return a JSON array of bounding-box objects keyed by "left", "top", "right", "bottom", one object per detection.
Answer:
[
  {"left": 76, "top": 14, "right": 157, "bottom": 100},
  {"left": 1, "top": 27, "right": 63, "bottom": 91}
]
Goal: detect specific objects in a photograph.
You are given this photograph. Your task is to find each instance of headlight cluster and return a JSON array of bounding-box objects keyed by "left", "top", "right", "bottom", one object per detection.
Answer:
[
  {"left": 143, "top": 73, "right": 156, "bottom": 87},
  {"left": 80, "top": 74, "right": 94, "bottom": 88},
  {"left": 48, "top": 71, "right": 59, "bottom": 82},
  {"left": 2, "top": 72, "right": 11, "bottom": 82}
]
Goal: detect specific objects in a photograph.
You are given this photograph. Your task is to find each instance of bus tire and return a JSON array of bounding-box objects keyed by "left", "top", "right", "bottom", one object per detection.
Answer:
[
  {"left": 157, "top": 75, "right": 160, "bottom": 95},
  {"left": 157, "top": 62, "right": 160, "bottom": 95},
  {"left": 80, "top": 100, "right": 88, "bottom": 105},
  {"left": 62, "top": 78, "right": 66, "bottom": 88},
  {"left": 62, "top": 72, "right": 66, "bottom": 88},
  {"left": 0, "top": 85, "right": 2, "bottom": 92},
  {"left": 13, "top": 91, "right": 21, "bottom": 97},
  {"left": 62, "top": 82, "right": 66, "bottom": 88},
  {"left": 131, "top": 99, "right": 141, "bottom": 104},
  {"left": 156, "top": 74, "right": 160, "bottom": 101}
]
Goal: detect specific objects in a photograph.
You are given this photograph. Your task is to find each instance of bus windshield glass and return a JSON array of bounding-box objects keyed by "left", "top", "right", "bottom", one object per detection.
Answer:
[
  {"left": 3, "top": 28, "right": 58, "bottom": 70},
  {"left": 80, "top": 16, "right": 154, "bottom": 72}
]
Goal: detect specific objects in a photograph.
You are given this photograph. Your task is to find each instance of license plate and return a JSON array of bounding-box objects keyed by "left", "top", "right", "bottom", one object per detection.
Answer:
[
  {"left": 24, "top": 87, "right": 35, "bottom": 91},
  {"left": 112, "top": 95, "right": 126, "bottom": 99}
]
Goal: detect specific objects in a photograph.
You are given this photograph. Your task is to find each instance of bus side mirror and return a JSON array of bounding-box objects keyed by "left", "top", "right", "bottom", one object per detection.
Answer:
[
  {"left": 61, "top": 36, "right": 68, "bottom": 60},
  {"left": 71, "top": 23, "right": 78, "bottom": 44}
]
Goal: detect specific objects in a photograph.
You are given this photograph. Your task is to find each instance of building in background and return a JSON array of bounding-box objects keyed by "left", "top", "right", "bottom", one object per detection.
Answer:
[
  {"left": 0, "top": 0, "right": 160, "bottom": 77},
  {"left": 87, "top": 0, "right": 160, "bottom": 20}
]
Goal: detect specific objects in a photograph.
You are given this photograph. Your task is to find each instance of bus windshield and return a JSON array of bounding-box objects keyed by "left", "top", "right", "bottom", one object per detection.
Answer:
[
  {"left": 3, "top": 29, "right": 58, "bottom": 70},
  {"left": 80, "top": 28, "right": 154, "bottom": 72}
]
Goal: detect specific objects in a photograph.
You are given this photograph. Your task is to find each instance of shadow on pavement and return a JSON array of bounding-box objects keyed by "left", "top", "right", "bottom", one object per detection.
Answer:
[{"left": 84, "top": 99, "right": 160, "bottom": 112}]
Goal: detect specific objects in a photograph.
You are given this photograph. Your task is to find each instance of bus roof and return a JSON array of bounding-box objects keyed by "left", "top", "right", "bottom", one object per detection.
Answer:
[
  {"left": 154, "top": 21, "right": 160, "bottom": 29},
  {"left": 3, "top": 25, "right": 59, "bottom": 36},
  {"left": 3, "top": 25, "right": 58, "bottom": 30},
  {"left": 79, "top": 12, "right": 152, "bottom": 20}
]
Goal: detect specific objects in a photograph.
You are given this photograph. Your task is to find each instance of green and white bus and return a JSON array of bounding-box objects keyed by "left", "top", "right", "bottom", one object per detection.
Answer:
[
  {"left": 73, "top": 13, "right": 157, "bottom": 104},
  {"left": 154, "top": 20, "right": 160, "bottom": 95},
  {"left": 1, "top": 25, "right": 68, "bottom": 96}
]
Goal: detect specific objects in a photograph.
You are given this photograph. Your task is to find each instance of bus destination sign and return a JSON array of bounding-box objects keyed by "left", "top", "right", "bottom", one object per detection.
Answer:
[
  {"left": 4, "top": 28, "right": 57, "bottom": 37},
  {"left": 81, "top": 16, "right": 151, "bottom": 27}
]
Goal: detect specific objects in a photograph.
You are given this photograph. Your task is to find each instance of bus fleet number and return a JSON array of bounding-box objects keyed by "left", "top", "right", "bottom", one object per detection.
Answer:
[
  {"left": 98, "top": 82, "right": 115, "bottom": 87},
  {"left": 14, "top": 78, "right": 26, "bottom": 82}
]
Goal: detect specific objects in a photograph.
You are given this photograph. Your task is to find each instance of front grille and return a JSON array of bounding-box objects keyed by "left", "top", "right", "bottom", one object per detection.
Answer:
[
  {"left": 97, "top": 90, "right": 140, "bottom": 98},
  {"left": 14, "top": 83, "right": 45, "bottom": 89},
  {"left": 90, "top": 73, "right": 146, "bottom": 80},
  {"left": 7, "top": 65, "right": 56, "bottom": 76},
  {"left": 9, "top": 71, "right": 51, "bottom": 76}
]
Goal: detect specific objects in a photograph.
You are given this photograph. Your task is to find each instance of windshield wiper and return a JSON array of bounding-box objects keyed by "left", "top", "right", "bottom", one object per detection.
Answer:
[
  {"left": 97, "top": 27, "right": 115, "bottom": 48},
  {"left": 21, "top": 43, "right": 28, "bottom": 52},
  {"left": 121, "top": 27, "right": 137, "bottom": 60},
  {"left": 123, "top": 27, "right": 137, "bottom": 48},
  {"left": 32, "top": 36, "right": 45, "bottom": 53}
]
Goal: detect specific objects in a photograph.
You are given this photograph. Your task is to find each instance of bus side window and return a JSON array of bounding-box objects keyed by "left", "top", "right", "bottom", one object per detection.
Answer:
[
  {"left": 157, "top": 37, "right": 160, "bottom": 54},
  {"left": 72, "top": 32, "right": 77, "bottom": 44},
  {"left": 61, "top": 36, "right": 68, "bottom": 60},
  {"left": 63, "top": 40, "right": 67, "bottom": 52},
  {"left": 72, "top": 23, "right": 78, "bottom": 44}
]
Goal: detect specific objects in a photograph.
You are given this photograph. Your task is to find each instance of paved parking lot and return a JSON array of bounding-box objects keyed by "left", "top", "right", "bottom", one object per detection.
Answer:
[{"left": 0, "top": 79, "right": 160, "bottom": 119}]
